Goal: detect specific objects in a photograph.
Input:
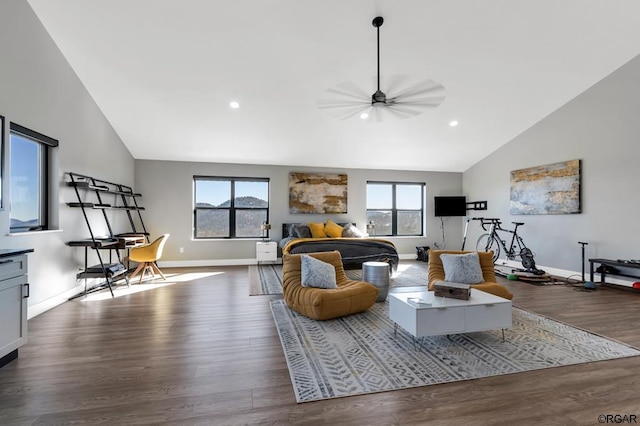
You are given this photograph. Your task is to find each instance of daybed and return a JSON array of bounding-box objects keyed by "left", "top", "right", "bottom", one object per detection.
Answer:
[
  {"left": 282, "top": 250, "right": 379, "bottom": 320},
  {"left": 280, "top": 221, "right": 399, "bottom": 271},
  {"left": 427, "top": 250, "right": 514, "bottom": 300}
]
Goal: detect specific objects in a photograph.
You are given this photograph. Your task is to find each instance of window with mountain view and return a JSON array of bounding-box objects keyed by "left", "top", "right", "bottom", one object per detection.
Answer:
[
  {"left": 193, "top": 177, "right": 269, "bottom": 239},
  {"left": 366, "top": 182, "right": 424, "bottom": 236},
  {"left": 9, "top": 123, "right": 58, "bottom": 233}
]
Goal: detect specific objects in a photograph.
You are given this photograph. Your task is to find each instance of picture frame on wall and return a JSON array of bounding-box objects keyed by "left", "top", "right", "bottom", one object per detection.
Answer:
[
  {"left": 510, "top": 159, "right": 581, "bottom": 215},
  {"left": 289, "top": 172, "right": 348, "bottom": 214}
]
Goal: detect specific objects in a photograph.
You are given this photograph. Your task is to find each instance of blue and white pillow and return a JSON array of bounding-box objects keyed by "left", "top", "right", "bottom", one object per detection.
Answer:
[
  {"left": 440, "top": 252, "right": 484, "bottom": 284},
  {"left": 301, "top": 255, "right": 338, "bottom": 289}
]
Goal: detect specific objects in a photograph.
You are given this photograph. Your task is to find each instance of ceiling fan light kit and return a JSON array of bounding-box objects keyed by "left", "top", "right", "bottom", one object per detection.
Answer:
[{"left": 318, "top": 15, "right": 446, "bottom": 121}]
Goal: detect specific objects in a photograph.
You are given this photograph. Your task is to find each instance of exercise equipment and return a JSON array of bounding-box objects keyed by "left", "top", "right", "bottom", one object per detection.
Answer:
[{"left": 579, "top": 241, "right": 596, "bottom": 289}]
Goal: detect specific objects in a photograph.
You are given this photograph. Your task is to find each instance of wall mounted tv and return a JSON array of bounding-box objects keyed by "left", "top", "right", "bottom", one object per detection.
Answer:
[{"left": 434, "top": 196, "right": 467, "bottom": 217}]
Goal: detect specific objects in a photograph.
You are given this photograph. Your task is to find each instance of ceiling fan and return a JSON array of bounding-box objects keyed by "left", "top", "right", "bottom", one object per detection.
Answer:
[{"left": 318, "top": 16, "right": 446, "bottom": 121}]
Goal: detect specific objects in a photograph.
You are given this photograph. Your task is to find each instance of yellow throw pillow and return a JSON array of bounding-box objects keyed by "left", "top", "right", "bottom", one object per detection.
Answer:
[
  {"left": 308, "top": 222, "right": 327, "bottom": 238},
  {"left": 324, "top": 219, "right": 344, "bottom": 238}
]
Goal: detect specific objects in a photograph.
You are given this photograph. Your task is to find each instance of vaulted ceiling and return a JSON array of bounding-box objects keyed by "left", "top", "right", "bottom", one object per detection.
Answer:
[{"left": 27, "top": 0, "right": 640, "bottom": 172}]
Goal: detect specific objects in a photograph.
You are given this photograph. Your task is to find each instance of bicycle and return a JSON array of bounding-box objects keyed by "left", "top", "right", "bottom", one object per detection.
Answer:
[{"left": 474, "top": 218, "right": 545, "bottom": 275}]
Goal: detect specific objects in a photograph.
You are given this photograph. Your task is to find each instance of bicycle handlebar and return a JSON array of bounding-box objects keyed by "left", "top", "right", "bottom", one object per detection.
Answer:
[
  {"left": 473, "top": 217, "right": 527, "bottom": 232},
  {"left": 473, "top": 217, "right": 502, "bottom": 231}
]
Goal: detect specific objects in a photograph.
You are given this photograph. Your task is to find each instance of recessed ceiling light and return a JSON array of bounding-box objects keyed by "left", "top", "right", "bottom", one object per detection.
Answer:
[
  {"left": 360, "top": 112, "right": 369, "bottom": 119},
  {"left": 230, "top": 101, "right": 240, "bottom": 109},
  {"left": 449, "top": 120, "right": 459, "bottom": 127}
]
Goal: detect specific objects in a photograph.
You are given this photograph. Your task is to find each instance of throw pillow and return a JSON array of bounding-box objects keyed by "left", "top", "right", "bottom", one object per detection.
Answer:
[
  {"left": 342, "top": 223, "right": 365, "bottom": 238},
  {"left": 286, "top": 223, "right": 298, "bottom": 238},
  {"left": 293, "top": 224, "right": 312, "bottom": 239},
  {"left": 308, "top": 222, "right": 328, "bottom": 238},
  {"left": 301, "top": 255, "right": 338, "bottom": 289},
  {"left": 440, "top": 252, "right": 484, "bottom": 284},
  {"left": 324, "top": 219, "right": 344, "bottom": 238}
]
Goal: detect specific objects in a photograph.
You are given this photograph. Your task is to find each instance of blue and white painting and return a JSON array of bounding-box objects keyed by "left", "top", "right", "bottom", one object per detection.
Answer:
[{"left": 510, "top": 159, "right": 581, "bottom": 215}]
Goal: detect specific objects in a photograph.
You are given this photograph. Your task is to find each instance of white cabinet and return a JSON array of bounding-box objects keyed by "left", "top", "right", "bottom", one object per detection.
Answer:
[
  {"left": 0, "top": 252, "right": 31, "bottom": 368},
  {"left": 388, "top": 289, "right": 512, "bottom": 339},
  {"left": 256, "top": 242, "right": 277, "bottom": 263}
]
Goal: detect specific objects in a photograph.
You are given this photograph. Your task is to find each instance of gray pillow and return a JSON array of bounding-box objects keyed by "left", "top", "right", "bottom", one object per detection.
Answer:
[
  {"left": 293, "top": 224, "right": 312, "bottom": 239},
  {"left": 342, "top": 223, "right": 365, "bottom": 238},
  {"left": 440, "top": 252, "right": 484, "bottom": 284},
  {"left": 301, "top": 255, "right": 337, "bottom": 289}
]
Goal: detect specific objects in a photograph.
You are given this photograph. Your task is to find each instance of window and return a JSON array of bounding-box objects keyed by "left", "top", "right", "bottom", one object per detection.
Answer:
[
  {"left": 193, "top": 176, "right": 269, "bottom": 239},
  {"left": 366, "top": 182, "right": 424, "bottom": 236},
  {"left": 9, "top": 123, "right": 58, "bottom": 232}
]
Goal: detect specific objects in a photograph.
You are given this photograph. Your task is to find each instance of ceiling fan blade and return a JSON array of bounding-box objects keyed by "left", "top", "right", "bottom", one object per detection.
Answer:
[
  {"left": 381, "top": 74, "right": 410, "bottom": 96},
  {"left": 390, "top": 95, "right": 446, "bottom": 108},
  {"left": 317, "top": 99, "right": 370, "bottom": 109},
  {"left": 334, "top": 81, "right": 371, "bottom": 98},
  {"left": 335, "top": 104, "right": 372, "bottom": 121},
  {"left": 387, "top": 79, "right": 445, "bottom": 102},
  {"left": 385, "top": 104, "right": 425, "bottom": 117},
  {"left": 323, "top": 82, "right": 370, "bottom": 102},
  {"left": 375, "top": 106, "right": 410, "bottom": 121}
]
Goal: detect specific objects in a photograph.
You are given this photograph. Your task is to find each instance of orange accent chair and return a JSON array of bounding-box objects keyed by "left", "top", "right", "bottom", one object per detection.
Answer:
[
  {"left": 427, "top": 250, "right": 514, "bottom": 300},
  {"left": 129, "top": 234, "right": 170, "bottom": 283},
  {"left": 282, "top": 251, "right": 379, "bottom": 320}
]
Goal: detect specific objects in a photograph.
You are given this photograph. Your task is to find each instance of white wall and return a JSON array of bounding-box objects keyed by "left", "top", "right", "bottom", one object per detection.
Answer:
[
  {"left": 463, "top": 54, "right": 640, "bottom": 283},
  {"left": 0, "top": 0, "right": 135, "bottom": 316},
  {"left": 135, "top": 160, "right": 465, "bottom": 264}
]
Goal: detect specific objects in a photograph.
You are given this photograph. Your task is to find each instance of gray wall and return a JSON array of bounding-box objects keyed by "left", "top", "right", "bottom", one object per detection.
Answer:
[
  {"left": 463, "top": 54, "right": 640, "bottom": 279},
  {"left": 0, "top": 0, "right": 135, "bottom": 315},
  {"left": 135, "top": 160, "right": 464, "bottom": 263}
]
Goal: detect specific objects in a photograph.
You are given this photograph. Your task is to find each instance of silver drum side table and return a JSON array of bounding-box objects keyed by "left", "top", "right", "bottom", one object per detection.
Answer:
[{"left": 362, "top": 261, "right": 390, "bottom": 302}]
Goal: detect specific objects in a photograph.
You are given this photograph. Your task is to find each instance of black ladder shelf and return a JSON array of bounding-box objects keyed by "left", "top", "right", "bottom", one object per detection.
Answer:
[{"left": 66, "top": 172, "right": 150, "bottom": 299}]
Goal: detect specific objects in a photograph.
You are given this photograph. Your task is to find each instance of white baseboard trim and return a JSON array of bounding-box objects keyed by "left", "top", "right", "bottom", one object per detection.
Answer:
[
  {"left": 399, "top": 253, "right": 418, "bottom": 260},
  {"left": 29, "top": 283, "right": 86, "bottom": 319},
  {"left": 158, "top": 258, "right": 272, "bottom": 268},
  {"left": 162, "top": 254, "right": 420, "bottom": 268},
  {"left": 495, "top": 259, "right": 636, "bottom": 287}
]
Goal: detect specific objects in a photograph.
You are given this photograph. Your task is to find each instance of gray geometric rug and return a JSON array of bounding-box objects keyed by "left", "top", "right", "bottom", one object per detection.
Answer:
[
  {"left": 249, "top": 262, "right": 427, "bottom": 295},
  {"left": 270, "top": 300, "right": 640, "bottom": 403}
]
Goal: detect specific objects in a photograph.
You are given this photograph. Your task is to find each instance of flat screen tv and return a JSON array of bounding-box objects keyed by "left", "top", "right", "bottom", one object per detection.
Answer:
[{"left": 434, "top": 196, "right": 467, "bottom": 217}]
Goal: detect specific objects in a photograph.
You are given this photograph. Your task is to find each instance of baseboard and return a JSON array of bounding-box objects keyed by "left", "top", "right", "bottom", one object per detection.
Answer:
[
  {"left": 398, "top": 253, "right": 418, "bottom": 260},
  {"left": 495, "top": 259, "right": 636, "bottom": 287},
  {"left": 29, "top": 283, "right": 86, "bottom": 319},
  {"left": 161, "top": 253, "right": 421, "bottom": 268},
  {"left": 158, "top": 258, "right": 275, "bottom": 268}
]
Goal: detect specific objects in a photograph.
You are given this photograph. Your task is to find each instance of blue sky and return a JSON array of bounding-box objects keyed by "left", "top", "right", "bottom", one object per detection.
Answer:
[
  {"left": 195, "top": 180, "right": 269, "bottom": 206},
  {"left": 10, "top": 133, "right": 40, "bottom": 223}
]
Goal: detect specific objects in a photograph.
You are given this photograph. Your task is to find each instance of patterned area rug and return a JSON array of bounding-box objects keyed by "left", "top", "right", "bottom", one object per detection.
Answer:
[
  {"left": 270, "top": 300, "right": 640, "bottom": 403},
  {"left": 249, "top": 261, "right": 427, "bottom": 295}
]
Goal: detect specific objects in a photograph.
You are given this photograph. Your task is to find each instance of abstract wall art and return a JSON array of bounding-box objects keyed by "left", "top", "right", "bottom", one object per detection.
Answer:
[
  {"left": 510, "top": 159, "right": 581, "bottom": 215},
  {"left": 289, "top": 172, "right": 348, "bottom": 214}
]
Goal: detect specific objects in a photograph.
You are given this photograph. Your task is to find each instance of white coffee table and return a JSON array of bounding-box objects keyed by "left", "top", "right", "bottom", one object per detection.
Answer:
[{"left": 388, "top": 289, "right": 512, "bottom": 345}]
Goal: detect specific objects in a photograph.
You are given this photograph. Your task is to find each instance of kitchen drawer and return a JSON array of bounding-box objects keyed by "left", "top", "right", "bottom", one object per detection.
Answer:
[{"left": 0, "top": 255, "right": 28, "bottom": 282}]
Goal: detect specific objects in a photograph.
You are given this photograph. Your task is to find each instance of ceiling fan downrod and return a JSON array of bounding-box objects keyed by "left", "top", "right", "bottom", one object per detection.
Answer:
[{"left": 371, "top": 16, "right": 386, "bottom": 105}]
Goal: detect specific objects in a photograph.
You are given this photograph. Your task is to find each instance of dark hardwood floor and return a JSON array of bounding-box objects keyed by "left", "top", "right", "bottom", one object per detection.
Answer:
[{"left": 2, "top": 262, "right": 640, "bottom": 425}]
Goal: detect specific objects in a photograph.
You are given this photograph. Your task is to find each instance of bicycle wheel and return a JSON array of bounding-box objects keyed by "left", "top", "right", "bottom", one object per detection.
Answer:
[
  {"left": 520, "top": 247, "right": 536, "bottom": 270},
  {"left": 476, "top": 233, "right": 500, "bottom": 262}
]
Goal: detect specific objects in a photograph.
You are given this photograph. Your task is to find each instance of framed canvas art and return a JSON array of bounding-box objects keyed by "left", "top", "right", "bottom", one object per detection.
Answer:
[
  {"left": 289, "top": 172, "right": 347, "bottom": 214},
  {"left": 510, "top": 159, "right": 581, "bottom": 215}
]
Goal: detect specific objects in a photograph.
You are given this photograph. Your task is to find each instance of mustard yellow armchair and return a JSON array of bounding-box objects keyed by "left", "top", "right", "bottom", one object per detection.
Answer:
[
  {"left": 282, "top": 251, "right": 379, "bottom": 320},
  {"left": 129, "top": 234, "right": 169, "bottom": 283},
  {"left": 427, "top": 250, "right": 514, "bottom": 300}
]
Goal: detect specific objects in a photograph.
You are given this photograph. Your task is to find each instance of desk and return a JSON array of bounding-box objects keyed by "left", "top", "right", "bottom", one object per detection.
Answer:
[{"left": 589, "top": 258, "right": 640, "bottom": 283}]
